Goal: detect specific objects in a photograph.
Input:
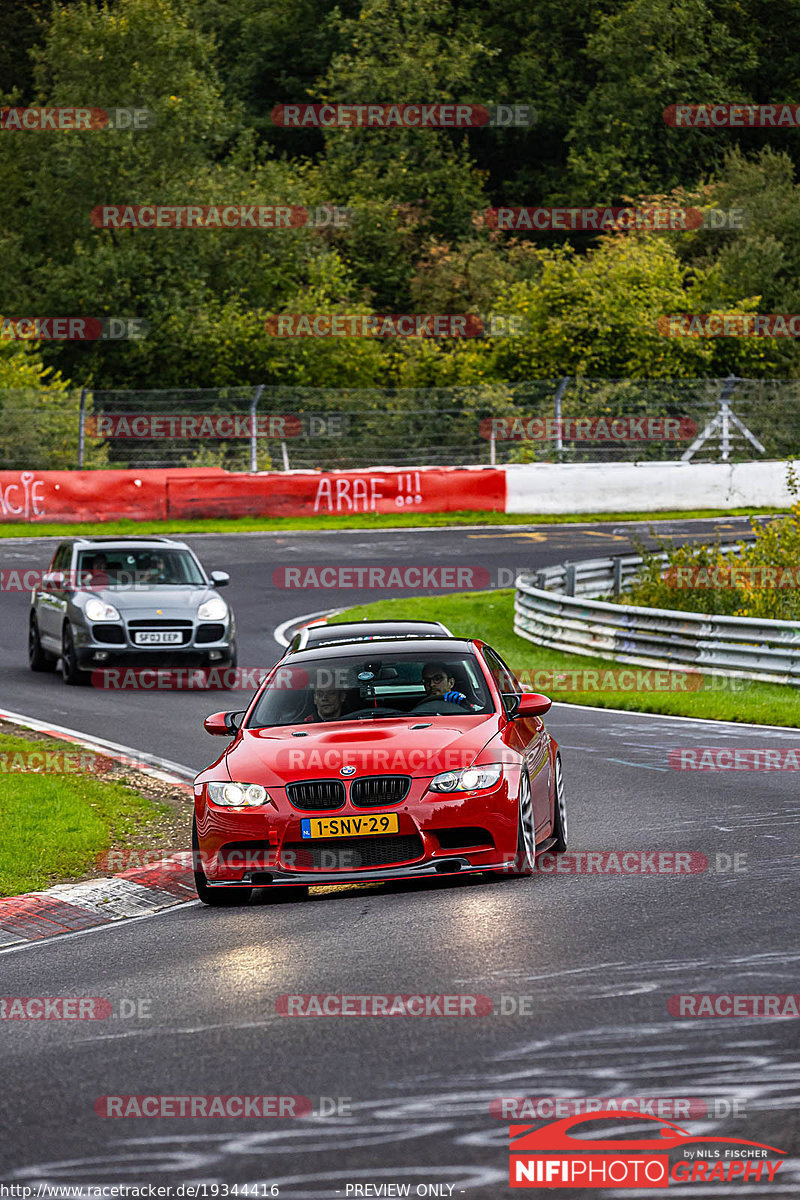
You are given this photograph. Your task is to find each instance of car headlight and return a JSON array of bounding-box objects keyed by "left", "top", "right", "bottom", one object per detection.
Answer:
[
  {"left": 428, "top": 764, "right": 503, "bottom": 793},
  {"left": 84, "top": 598, "right": 121, "bottom": 621},
  {"left": 207, "top": 782, "right": 269, "bottom": 807},
  {"left": 198, "top": 596, "right": 228, "bottom": 621}
]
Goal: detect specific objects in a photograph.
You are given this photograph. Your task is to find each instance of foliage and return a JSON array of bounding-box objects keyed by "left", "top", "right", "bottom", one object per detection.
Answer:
[
  {"left": 624, "top": 463, "right": 800, "bottom": 619},
  {"left": 5, "top": 0, "right": 800, "bottom": 398}
]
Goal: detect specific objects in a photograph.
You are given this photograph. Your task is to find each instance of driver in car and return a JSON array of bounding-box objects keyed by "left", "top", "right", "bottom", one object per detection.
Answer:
[
  {"left": 421, "top": 663, "right": 468, "bottom": 707},
  {"left": 305, "top": 686, "right": 347, "bottom": 722}
]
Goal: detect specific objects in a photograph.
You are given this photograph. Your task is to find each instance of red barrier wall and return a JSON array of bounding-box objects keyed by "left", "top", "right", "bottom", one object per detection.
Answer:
[
  {"left": 166, "top": 466, "right": 505, "bottom": 518},
  {"left": 0, "top": 467, "right": 505, "bottom": 523},
  {"left": 0, "top": 469, "right": 226, "bottom": 523}
]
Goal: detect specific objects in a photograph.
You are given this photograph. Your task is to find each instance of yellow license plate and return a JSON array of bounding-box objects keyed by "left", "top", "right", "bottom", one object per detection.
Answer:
[{"left": 301, "top": 814, "right": 399, "bottom": 839}]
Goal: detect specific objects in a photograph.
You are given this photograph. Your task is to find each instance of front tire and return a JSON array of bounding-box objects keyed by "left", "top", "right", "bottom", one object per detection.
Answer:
[
  {"left": 552, "top": 754, "right": 568, "bottom": 852},
  {"left": 29, "top": 616, "right": 56, "bottom": 672},
  {"left": 192, "top": 817, "right": 253, "bottom": 906},
  {"left": 510, "top": 771, "right": 536, "bottom": 876},
  {"left": 61, "top": 624, "right": 88, "bottom": 686}
]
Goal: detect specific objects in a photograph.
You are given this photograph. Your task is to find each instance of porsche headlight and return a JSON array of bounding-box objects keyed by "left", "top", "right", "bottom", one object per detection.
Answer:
[
  {"left": 198, "top": 596, "right": 228, "bottom": 621},
  {"left": 84, "top": 598, "right": 121, "bottom": 621},
  {"left": 428, "top": 764, "right": 503, "bottom": 793},
  {"left": 207, "top": 781, "right": 268, "bottom": 807}
]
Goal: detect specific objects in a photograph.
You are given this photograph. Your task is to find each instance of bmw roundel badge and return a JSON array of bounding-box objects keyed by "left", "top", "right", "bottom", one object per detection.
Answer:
[{"left": 340, "top": 765, "right": 356, "bottom": 776}]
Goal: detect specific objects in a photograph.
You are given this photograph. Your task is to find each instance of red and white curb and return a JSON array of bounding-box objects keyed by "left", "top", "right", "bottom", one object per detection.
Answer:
[{"left": 0, "top": 709, "right": 197, "bottom": 949}]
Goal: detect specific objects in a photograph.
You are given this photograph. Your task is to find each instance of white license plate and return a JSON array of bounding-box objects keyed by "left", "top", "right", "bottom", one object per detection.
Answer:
[{"left": 133, "top": 631, "right": 183, "bottom": 645}]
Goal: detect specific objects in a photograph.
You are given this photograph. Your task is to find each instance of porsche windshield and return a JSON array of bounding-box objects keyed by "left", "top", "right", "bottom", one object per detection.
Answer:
[
  {"left": 247, "top": 651, "right": 494, "bottom": 726},
  {"left": 75, "top": 548, "right": 205, "bottom": 587}
]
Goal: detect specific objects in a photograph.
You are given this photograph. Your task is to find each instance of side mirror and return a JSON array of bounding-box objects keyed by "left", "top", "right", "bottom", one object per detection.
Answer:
[
  {"left": 43, "top": 571, "right": 65, "bottom": 589},
  {"left": 204, "top": 710, "right": 244, "bottom": 736},
  {"left": 210, "top": 570, "right": 230, "bottom": 588},
  {"left": 513, "top": 692, "right": 552, "bottom": 718}
]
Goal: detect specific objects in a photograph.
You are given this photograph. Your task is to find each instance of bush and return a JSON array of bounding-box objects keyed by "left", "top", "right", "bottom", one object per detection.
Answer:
[{"left": 624, "top": 463, "right": 800, "bottom": 620}]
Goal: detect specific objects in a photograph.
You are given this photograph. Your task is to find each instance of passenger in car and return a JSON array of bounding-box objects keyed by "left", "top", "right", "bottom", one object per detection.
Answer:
[{"left": 305, "top": 686, "right": 347, "bottom": 722}]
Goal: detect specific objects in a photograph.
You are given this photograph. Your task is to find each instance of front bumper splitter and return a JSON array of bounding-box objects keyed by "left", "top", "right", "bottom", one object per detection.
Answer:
[{"left": 206, "top": 857, "right": 514, "bottom": 887}]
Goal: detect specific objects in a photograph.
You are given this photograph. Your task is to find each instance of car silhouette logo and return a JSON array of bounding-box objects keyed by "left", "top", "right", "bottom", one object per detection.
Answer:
[{"left": 340, "top": 766, "right": 356, "bottom": 776}]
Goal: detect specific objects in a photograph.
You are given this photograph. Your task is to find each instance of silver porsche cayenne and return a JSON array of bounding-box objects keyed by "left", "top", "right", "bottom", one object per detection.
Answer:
[{"left": 28, "top": 536, "right": 236, "bottom": 685}]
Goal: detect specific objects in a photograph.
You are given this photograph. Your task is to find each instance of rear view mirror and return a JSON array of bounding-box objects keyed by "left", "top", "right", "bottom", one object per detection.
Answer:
[
  {"left": 513, "top": 692, "right": 552, "bottom": 718},
  {"left": 210, "top": 570, "right": 230, "bottom": 588},
  {"left": 204, "top": 710, "right": 244, "bottom": 735}
]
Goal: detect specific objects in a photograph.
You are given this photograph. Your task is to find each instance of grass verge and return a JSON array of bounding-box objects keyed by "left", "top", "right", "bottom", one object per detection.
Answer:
[
  {"left": 0, "top": 507, "right": 785, "bottom": 539},
  {"left": 334, "top": 591, "right": 800, "bottom": 728},
  {"left": 0, "top": 723, "right": 188, "bottom": 896}
]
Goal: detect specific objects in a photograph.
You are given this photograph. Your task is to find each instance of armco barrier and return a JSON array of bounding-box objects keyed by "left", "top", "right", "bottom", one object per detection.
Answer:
[
  {"left": 0, "top": 466, "right": 505, "bottom": 523},
  {"left": 514, "top": 552, "right": 800, "bottom": 686}
]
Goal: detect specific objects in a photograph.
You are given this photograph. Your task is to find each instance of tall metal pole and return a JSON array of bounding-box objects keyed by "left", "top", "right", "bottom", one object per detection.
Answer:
[
  {"left": 249, "top": 384, "right": 263, "bottom": 472},
  {"left": 77, "top": 387, "right": 87, "bottom": 468},
  {"left": 554, "top": 376, "right": 569, "bottom": 455}
]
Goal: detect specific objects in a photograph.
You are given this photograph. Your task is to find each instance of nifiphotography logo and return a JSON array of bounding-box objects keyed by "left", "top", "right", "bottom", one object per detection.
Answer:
[{"left": 508, "top": 1112, "right": 785, "bottom": 1188}]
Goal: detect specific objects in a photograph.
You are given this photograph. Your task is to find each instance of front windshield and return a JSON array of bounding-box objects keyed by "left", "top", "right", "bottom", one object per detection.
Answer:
[
  {"left": 247, "top": 650, "right": 494, "bottom": 727},
  {"left": 76, "top": 548, "right": 205, "bottom": 587}
]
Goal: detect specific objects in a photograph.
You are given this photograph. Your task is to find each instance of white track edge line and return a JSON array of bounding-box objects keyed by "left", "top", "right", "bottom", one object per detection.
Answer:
[
  {"left": 0, "top": 898, "right": 202, "bottom": 957},
  {"left": 273, "top": 608, "right": 345, "bottom": 647},
  {"left": 0, "top": 707, "right": 195, "bottom": 781},
  {"left": 549, "top": 700, "right": 800, "bottom": 732}
]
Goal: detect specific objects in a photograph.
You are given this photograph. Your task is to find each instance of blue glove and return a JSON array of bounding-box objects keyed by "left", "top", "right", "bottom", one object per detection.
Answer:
[{"left": 443, "top": 690, "right": 467, "bottom": 706}]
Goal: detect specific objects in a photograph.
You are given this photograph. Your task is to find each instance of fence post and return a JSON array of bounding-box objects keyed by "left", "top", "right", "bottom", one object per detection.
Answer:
[
  {"left": 77, "top": 387, "right": 87, "bottom": 468},
  {"left": 554, "top": 376, "right": 569, "bottom": 455},
  {"left": 718, "top": 373, "right": 738, "bottom": 462},
  {"left": 612, "top": 556, "right": 622, "bottom": 598},
  {"left": 249, "top": 384, "right": 264, "bottom": 472},
  {"left": 565, "top": 562, "right": 576, "bottom": 596}
]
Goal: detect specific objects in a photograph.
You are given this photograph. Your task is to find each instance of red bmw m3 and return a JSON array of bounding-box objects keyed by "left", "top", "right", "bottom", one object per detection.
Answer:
[{"left": 192, "top": 636, "right": 567, "bottom": 904}]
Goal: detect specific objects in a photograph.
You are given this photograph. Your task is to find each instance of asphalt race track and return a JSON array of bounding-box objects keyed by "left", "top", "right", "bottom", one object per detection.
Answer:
[{"left": 2, "top": 518, "right": 799, "bottom": 1197}]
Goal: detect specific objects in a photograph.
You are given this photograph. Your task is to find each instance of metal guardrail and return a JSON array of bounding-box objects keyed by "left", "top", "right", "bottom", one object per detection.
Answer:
[{"left": 514, "top": 546, "right": 800, "bottom": 687}]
